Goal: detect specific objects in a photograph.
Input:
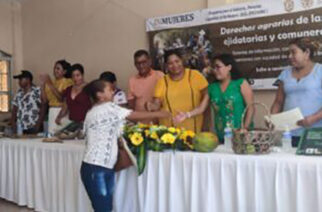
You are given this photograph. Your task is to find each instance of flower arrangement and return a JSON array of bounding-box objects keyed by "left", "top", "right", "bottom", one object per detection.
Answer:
[{"left": 123, "top": 123, "right": 196, "bottom": 175}]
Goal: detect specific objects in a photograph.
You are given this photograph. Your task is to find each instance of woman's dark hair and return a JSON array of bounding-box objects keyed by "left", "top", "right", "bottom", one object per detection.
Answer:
[
  {"left": 289, "top": 37, "right": 320, "bottom": 59},
  {"left": 83, "top": 79, "right": 107, "bottom": 102},
  {"left": 212, "top": 54, "right": 242, "bottom": 80},
  {"left": 70, "top": 63, "right": 84, "bottom": 75},
  {"left": 99, "top": 71, "right": 116, "bottom": 83},
  {"left": 55, "top": 59, "right": 71, "bottom": 78},
  {"left": 164, "top": 50, "right": 183, "bottom": 63}
]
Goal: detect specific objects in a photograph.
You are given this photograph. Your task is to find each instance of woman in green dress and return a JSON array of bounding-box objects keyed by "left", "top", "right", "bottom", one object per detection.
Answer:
[
  {"left": 208, "top": 54, "right": 254, "bottom": 142},
  {"left": 174, "top": 54, "right": 254, "bottom": 143}
]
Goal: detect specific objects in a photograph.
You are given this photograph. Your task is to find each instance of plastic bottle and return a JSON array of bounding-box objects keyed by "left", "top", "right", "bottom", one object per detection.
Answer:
[
  {"left": 17, "top": 120, "right": 23, "bottom": 136},
  {"left": 224, "top": 123, "right": 233, "bottom": 151},
  {"left": 43, "top": 121, "right": 49, "bottom": 137},
  {"left": 282, "top": 126, "right": 292, "bottom": 152}
]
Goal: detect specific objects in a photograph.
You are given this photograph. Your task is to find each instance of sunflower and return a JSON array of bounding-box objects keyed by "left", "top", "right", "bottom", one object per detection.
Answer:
[
  {"left": 150, "top": 131, "right": 159, "bottom": 140},
  {"left": 130, "top": 132, "right": 144, "bottom": 146},
  {"left": 186, "top": 130, "right": 195, "bottom": 138},
  {"left": 161, "top": 133, "right": 176, "bottom": 144},
  {"left": 180, "top": 130, "right": 196, "bottom": 141}
]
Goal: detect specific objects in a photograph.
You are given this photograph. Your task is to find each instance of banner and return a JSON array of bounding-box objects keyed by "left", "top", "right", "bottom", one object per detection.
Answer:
[{"left": 146, "top": 0, "right": 322, "bottom": 89}]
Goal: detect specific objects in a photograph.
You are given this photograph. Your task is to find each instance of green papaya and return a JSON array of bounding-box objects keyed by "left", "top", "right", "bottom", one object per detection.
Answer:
[{"left": 193, "top": 132, "right": 219, "bottom": 152}]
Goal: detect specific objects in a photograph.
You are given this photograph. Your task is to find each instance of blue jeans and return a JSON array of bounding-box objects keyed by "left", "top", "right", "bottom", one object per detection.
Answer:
[{"left": 80, "top": 162, "right": 115, "bottom": 212}]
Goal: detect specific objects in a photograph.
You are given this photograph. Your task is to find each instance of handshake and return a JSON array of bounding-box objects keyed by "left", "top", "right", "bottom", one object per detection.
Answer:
[{"left": 145, "top": 100, "right": 191, "bottom": 124}]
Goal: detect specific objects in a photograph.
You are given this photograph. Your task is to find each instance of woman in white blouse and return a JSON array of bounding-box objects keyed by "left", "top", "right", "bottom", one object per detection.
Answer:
[{"left": 81, "top": 79, "right": 169, "bottom": 212}]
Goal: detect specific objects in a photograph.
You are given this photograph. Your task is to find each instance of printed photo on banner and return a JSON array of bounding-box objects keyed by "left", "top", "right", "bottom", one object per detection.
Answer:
[{"left": 151, "top": 28, "right": 214, "bottom": 72}]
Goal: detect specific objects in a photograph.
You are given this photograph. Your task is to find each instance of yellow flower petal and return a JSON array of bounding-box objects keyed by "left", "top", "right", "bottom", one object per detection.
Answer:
[
  {"left": 130, "top": 132, "right": 144, "bottom": 146},
  {"left": 144, "top": 130, "right": 150, "bottom": 136},
  {"left": 161, "top": 133, "right": 176, "bottom": 144},
  {"left": 150, "top": 131, "right": 159, "bottom": 140},
  {"left": 138, "top": 123, "right": 148, "bottom": 128},
  {"left": 186, "top": 130, "right": 195, "bottom": 138}
]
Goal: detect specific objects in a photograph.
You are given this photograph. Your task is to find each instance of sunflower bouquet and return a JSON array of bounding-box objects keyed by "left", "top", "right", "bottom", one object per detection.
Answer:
[{"left": 123, "top": 123, "right": 196, "bottom": 175}]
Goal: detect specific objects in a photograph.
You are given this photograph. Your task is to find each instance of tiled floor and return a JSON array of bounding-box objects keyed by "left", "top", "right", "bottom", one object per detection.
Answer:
[{"left": 0, "top": 198, "right": 34, "bottom": 212}]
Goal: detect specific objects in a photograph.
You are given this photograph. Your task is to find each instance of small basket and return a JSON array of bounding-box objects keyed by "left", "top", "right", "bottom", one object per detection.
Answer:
[{"left": 232, "top": 102, "right": 278, "bottom": 154}]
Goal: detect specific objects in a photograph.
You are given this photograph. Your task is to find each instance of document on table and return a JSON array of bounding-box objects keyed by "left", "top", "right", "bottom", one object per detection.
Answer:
[{"left": 265, "top": 108, "right": 304, "bottom": 131}]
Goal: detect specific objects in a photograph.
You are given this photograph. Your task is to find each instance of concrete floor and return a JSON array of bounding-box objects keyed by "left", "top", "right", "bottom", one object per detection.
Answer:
[{"left": 0, "top": 198, "right": 34, "bottom": 212}]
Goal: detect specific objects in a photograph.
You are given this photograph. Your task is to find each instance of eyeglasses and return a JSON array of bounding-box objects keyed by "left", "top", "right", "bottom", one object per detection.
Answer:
[{"left": 213, "top": 65, "right": 225, "bottom": 70}]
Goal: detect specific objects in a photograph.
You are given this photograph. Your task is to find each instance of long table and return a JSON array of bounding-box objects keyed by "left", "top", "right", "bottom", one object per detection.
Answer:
[
  {"left": 0, "top": 138, "right": 92, "bottom": 212},
  {"left": 115, "top": 147, "right": 322, "bottom": 212},
  {"left": 1, "top": 138, "right": 322, "bottom": 212}
]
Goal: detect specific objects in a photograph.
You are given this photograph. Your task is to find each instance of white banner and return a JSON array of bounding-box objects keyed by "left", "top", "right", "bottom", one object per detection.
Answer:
[{"left": 146, "top": 0, "right": 322, "bottom": 32}]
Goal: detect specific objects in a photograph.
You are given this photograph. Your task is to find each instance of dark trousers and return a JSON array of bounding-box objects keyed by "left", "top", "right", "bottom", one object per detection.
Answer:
[{"left": 80, "top": 162, "right": 115, "bottom": 212}]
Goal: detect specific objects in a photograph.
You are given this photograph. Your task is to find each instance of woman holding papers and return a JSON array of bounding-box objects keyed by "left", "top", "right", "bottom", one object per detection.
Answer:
[{"left": 271, "top": 37, "right": 322, "bottom": 146}]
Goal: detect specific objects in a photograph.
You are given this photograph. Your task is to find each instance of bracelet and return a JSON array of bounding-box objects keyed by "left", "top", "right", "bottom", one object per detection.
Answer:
[{"left": 186, "top": 112, "right": 191, "bottom": 119}]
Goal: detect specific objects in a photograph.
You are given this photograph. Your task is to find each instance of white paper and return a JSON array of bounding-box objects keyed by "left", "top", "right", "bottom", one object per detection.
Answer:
[{"left": 265, "top": 108, "right": 304, "bottom": 131}]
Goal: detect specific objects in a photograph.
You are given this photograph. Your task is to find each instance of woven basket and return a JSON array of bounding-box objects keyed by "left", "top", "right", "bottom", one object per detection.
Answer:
[{"left": 232, "top": 102, "right": 278, "bottom": 154}]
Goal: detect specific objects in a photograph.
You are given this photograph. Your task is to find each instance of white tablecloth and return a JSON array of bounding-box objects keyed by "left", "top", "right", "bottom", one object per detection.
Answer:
[
  {"left": 0, "top": 138, "right": 92, "bottom": 212},
  {"left": 1, "top": 138, "right": 322, "bottom": 212},
  {"left": 115, "top": 146, "right": 322, "bottom": 212}
]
